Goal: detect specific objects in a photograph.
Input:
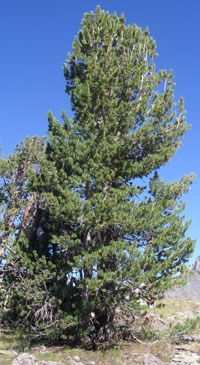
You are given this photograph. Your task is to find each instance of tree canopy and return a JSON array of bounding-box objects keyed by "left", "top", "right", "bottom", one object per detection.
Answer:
[{"left": 0, "top": 7, "right": 195, "bottom": 347}]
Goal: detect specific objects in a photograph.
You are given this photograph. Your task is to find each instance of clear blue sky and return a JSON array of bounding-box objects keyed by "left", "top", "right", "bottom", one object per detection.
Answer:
[{"left": 0, "top": 0, "right": 199, "bottom": 263}]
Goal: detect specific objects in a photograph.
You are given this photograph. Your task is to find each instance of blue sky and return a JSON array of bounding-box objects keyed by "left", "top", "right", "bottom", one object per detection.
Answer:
[{"left": 0, "top": 0, "right": 199, "bottom": 263}]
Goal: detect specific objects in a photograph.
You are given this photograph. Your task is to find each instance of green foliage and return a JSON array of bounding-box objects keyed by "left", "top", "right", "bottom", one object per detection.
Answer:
[
  {"left": 169, "top": 316, "right": 200, "bottom": 336},
  {"left": 137, "top": 326, "right": 159, "bottom": 341},
  {"left": 0, "top": 7, "right": 195, "bottom": 347}
]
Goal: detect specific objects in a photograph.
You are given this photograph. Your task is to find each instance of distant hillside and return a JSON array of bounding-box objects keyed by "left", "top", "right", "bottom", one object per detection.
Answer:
[{"left": 165, "top": 257, "right": 200, "bottom": 299}]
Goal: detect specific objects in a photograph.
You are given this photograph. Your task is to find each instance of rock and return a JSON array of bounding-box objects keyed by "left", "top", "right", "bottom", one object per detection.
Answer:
[
  {"left": 73, "top": 355, "right": 80, "bottom": 362},
  {"left": 67, "top": 361, "right": 85, "bottom": 365},
  {"left": 173, "top": 334, "right": 200, "bottom": 344},
  {"left": 143, "top": 354, "right": 170, "bottom": 364},
  {"left": 66, "top": 356, "right": 85, "bottom": 365},
  {"left": 193, "top": 256, "right": 200, "bottom": 273},
  {"left": 11, "top": 353, "right": 64, "bottom": 365},
  {"left": 171, "top": 348, "right": 200, "bottom": 364},
  {"left": 33, "top": 345, "right": 47, "bottom": 353},
  {"left": 143, "top": 314, "right": 167, "bottom": 331},
  {"left": 11, "top": 353, "right": 36, "bottom": 365}
]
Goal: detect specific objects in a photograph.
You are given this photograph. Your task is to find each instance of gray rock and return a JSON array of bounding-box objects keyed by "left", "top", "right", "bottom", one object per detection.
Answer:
[
  {"left": 143, "top": 354, "right": 170, "bottom": 365},
  {"left": 173, "top": 334, "right": 200, "bottom": 344},
  {"left": 193, "top": 256, "right": 200, "bottom": 273},
  {"left": 66, "top": 356, "right": 85, "bottom": 365},
  {"left": 11, "top": 353, "right": 64, "bottom": 365},
  {"left": 171, "top": 349, "right": 200, "bottom": 364},
  {"left": 11, "top": 353, "right": 36, "bottom": 365},
  {"left": 67, "top": 360, "right": 85, "bottom": 365},
  {"left": 33, "top": 345, "right": 47, "bottom": 353},
  {"left": 72, "top": 356, "right": 80, "bottom": 362}
]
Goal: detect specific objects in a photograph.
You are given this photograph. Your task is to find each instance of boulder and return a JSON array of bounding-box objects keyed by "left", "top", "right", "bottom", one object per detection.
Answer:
[
  {"left": 11, "top": 353, "right": 64, "bottom": 365},
  {"left": 143, "top": 354, "right": 170, "bottom": 364},
  {"left": 11, "top": 353, "right": 36, "bottom": 365},
  {"left": 171, "top": 347, "right": 200, "bottom": 364}
]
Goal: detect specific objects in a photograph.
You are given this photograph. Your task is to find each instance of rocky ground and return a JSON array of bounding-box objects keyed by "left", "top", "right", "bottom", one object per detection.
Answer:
[{"left": 1, "top": 339, "right": 200, "bottom": 364}]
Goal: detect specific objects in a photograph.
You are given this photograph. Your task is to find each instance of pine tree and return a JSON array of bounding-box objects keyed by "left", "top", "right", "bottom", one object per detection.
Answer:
[
  {"left": 0, "top": 137, "right": 51, "bottom": 330},
  {"left": 0, "top": 136, "right": 45, "bottom": 263},
  {"left": 0, "top": 7, "right": 195, "bottom": 346}
]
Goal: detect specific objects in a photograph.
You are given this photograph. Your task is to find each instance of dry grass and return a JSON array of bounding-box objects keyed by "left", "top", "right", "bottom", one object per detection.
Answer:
[
  {"left": 149, "top": 340, "right": 174, "bottom": 363},
  {"left": 152, "top": 299, "right": 200, "bottom": 322}
]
